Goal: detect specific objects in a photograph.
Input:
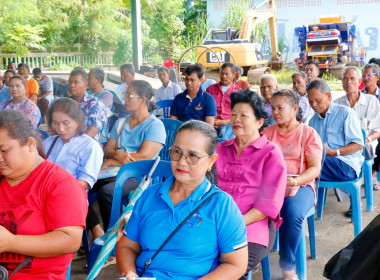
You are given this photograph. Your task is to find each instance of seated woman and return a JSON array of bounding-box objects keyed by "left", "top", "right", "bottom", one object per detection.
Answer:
[
  {"left": 1, "top": 75, "right": 41, "bottom": 128},
  {"left": 116, "top": 120, "right": 248, "bottom": 280},
  {"left": 263, "top": 89, "right": 322, "bottom": 280},
  {"left": 0, "top": 110, "right": 87, "bottom": 279},
  {"left": 97, "top": 80, "right": 166, "bottom": 231},
  {"left": 43, "top": 97, "right": 104, "bottom": 242},
  {"left": 215, "top": 90, "right": 287, "bottom": 280}
]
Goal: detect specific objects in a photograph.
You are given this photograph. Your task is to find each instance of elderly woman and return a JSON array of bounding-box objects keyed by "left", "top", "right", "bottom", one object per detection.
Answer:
[
  {"left": 263, "top": 89, "right": 322, "bottom": 280},
  {"left": 116, "top": 120, "right": 248, "bottom": 279},
  {"left": 43, "top": 98, "right": 104, "bottom": 243},
  {"left": 216, "top": 90, "right": 287, "bottom": 280},
  {"left": 292, "top": 71, "right": 314, "bottom": 123},
  {"left": 0, "top": 110, "right": 87, "bottom": 279},
  {"left": 1, "top": 75, "right": 41, "bottom": 128},
  {"left": 96, "top": 80, "right": 166, "bottom": 231}
]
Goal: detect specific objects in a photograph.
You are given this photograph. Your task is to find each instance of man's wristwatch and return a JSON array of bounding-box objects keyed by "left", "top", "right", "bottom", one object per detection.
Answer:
[
  {"left": 336, "top": 149, "right": 340, "bottom": 156},
  {"left": 367, "top": 136, "right": 372, "bottom": 142}
]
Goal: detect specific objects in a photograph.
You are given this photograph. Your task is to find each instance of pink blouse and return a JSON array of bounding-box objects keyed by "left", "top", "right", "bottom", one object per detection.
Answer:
[{"left": 216, "top": 134, "right": 287, "bottom": 246}]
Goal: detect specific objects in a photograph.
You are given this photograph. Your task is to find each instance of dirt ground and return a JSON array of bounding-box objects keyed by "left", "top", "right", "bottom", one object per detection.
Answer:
[{"left": 70, "top": 186, "right": 380, "bottom": 280}]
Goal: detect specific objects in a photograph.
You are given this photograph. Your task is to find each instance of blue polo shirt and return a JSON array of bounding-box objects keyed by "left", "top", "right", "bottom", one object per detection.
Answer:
[
  {"left": 125, "top": 176, "right": 247, "bottom": 280},
  {"left": 309, "top": 101, "right": 363, "bottom": 176},
  {"left": 170, "top": 89, "right": 217, "bottom": 122}
]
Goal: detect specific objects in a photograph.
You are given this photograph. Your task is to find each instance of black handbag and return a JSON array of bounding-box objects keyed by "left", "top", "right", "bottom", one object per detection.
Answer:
[{"left": 324, "top": 214, "right": 380, "bottom": 280}]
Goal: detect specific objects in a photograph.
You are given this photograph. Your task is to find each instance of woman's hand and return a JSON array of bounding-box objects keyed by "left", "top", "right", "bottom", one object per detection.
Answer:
[
  {"left": 115, "top": 151, "right": 136, "bottom": 165},
  {"left": 0, "top": 226, "right": 14, "bottom": 253},
  {"left": 286, "top": 176, "right": 298, "bottom": 187},
  {"left": 120, "top": 270, "right": 139, "bottom": 280}
]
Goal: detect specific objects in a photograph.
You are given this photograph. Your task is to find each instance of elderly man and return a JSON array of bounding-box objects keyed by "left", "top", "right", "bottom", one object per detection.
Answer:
[
  {"left": 260, "top": 74, "right": 278, "bottom": 126},
  {"left": 18, "top": 63, "right": 39, "bottom": 103},
  {"left": 32, "top": 68, "right": 54, "bottom": 123},
  {"left": 0, "top": 72, "right": 11, "bottom": 103},
  {"left": 206, "top": 63, "right": 241, "bottom": 137},
  {"left": 234, "top": 65, "right": 250, "bottom": 90},
  {"left": 68, "top": 67, "right": 107, "bottom": 143},
  {"left": 292, "top": 71, "right": 314, "bottom": 123},
  {"left": 88, "top": 67, "right": 113, "bottom": 117},
  {"left": 170, "top": 64, "right": 217, "bottom": 126},
  {"left": 304, "top": 60, "right": 320, "bottom": 83},
  {"left": 308, "top": 78, "right": 363, "bottom": 210},
  {"left": 154, "top": 66, "right": 182, "bottom": 102},
  {"left": 114, "top": 63, "right": 135, "bottom": 104},
  {"left": 361, "top": 63, "right": 380, "bottom": 100}
]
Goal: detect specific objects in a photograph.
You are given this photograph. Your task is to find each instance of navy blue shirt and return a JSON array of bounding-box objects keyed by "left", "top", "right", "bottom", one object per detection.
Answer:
[{"left": 170, "top": 88, "right": 217, "bottom": 122}]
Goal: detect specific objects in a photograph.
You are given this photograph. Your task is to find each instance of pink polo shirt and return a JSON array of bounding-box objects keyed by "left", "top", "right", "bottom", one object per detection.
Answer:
[
  {"left": 216, "top": 134, "right": 287, "bottom": 246},
  {"left": 206, "top": 82, "right": 241, "bottom": 120}
]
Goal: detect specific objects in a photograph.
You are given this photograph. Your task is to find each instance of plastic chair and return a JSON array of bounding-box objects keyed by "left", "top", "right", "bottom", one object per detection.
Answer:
[
  {"left": 316, "top": 130, "right": 366, "bottom": 237},
  {"left": 155, "top": 99, "right": 173, "bottom": 119},
  {"left": 53, "top": 81, "right": 58, "bottom": 97},
  {"left": 246, "top": 255, "right": 270, "bottom": 280},
  {"left": 159, "top": 118, "right": 183, "bottom": 161},
  {"left": 224, "top": 124, "right": 235, "bottom": 140},
  {"left": 38, "top": 129, "right": 49, "bottom": 140},
  {"left": 217, "top": 138, "right": 227, "bottom": 143},
  {"left": 88, "top": 160, "right": 173, "bottom": 271},
  {"left": 66, "top": 263, "right": 71, "bottom": 280},
  {"left": 362, "top": 156, "right": 374, "bottom": 212},
  {"left": 61, "top": 85, "right": 68, "bottom": 97}
]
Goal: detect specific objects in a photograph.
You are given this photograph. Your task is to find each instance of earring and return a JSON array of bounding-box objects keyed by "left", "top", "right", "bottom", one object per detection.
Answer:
[{"left": 207, "top": 167, "right": 211, "bottom": 172}]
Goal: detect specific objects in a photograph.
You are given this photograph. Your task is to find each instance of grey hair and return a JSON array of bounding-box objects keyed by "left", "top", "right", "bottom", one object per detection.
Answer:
[
  {"left": 70, "top": 67, "right": 88, "bottom": 83},
  {"left": 363, "top": 63, "right": 380, "bottom": 75},
  {"left": 90, "top": 67, "right": 106, "bottom": 84},
  {"left": 291, "top": 71, "right": 307, "bottom": 80},
  {"left": 235, "top": 65, "right": 244, "bottom": 75},
  {"left": 306, "top": 78, "right": 330, "bottom": 95},
  {"left": 259, "top": 74, "right": 277, "bottom": 86},
  {"left": 342, "top": 66, "right": 361, "bottom": 79}
]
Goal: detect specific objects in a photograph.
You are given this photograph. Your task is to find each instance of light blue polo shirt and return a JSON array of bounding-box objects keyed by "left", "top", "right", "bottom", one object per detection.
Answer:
[
  {"left": 43, "top": 134, "right": 104, "bottom": 188},
  {"left": 125, "top": 176, "right": 247, "bottom": 279},
  {"left": 110, "top": 115, "right": 166, "bottom": 157},
  {"left": 309, "top": 101, "right": 364, "bottom": 176},
  {"left": 170, "top": 88, "right": 217, "bottom": 122}
]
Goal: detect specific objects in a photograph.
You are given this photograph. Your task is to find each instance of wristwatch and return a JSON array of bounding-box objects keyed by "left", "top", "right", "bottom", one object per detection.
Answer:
[
  {"left": 367, "top": 136, "right": 372, "bottom": 142},
  {"left": 336, "top": 149, "right": 340, "bottom": 156}
]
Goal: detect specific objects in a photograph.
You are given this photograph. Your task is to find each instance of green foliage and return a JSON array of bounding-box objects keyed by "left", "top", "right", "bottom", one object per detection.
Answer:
[{"left": 224, "top": 0, "right": 252, "bottom": 28}]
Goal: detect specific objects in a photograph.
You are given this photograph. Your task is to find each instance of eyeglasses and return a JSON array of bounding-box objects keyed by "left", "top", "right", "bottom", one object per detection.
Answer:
[
  {"left": 362, "top": 73, "right": 377, "bottom": 79},
  {"left": 125, "top": 93, "right": 141, "bottom": 99},
  {"left": 170, "top": 147, "right": 208, "bottom": 165}
]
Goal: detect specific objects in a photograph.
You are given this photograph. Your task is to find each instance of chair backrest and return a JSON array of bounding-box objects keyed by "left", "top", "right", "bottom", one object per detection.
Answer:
[
  {"left": 53, "top": 81, "right": 58, "bottom": 97},
  {"left": 224, "top": 124, "right": 235, "bottom": 139},
  {"left": 361, "top": 129, "right": 366, "bottom": 156},
  {"left": 156, "top": 99, "right": 174, "bottom": 119},
  {"left": 159, "top": 118, "right": 183, "bottom": 161},
  {"left": 61, "top": 84, "right": 68, "bottom": 97},
  {"left": 109, "top": 159, "right": 173, "bottom": 230},
  {"left": 38, "top": 129, "right": 50, "bottom": 140}
]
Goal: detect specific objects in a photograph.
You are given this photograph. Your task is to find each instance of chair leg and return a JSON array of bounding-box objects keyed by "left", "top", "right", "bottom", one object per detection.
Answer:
[
  {"left": 82, "top": 230, "right": 90, "bottom": 268},
  {"left": 261, "top": 254, "right": 271, "bottom": 280},
  {"left": 350, "top": 186, "right": 362, "bottom": 237},
  {"left": 363, "top": 161, "right": 374, "bottom": 212},
  {"left": 316, "top": 187, "right": 327, "bottom": 220},
  {"left": 272, "top": 230, "right": 279, "bottom": 252},
  {"left": 307, "top": 213, "right": 316, "bottom": 259},
  {"left": 295, "top": 220, "right": 307, "bottom": 280}
]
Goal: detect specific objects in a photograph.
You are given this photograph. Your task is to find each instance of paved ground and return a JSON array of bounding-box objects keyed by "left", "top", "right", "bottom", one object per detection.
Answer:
[{"left": 69, "top": 187, "right": 380, "bottom": 280}]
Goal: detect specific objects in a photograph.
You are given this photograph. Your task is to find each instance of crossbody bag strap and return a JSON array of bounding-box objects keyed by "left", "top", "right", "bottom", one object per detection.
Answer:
[
  {"left": 140, "top": 187, "right": 220, "bottom": 277},
  {"left": 9, "top": 256, "right": 33, "bottom": 278},
  {"left": 299, "top": 124, "right": 307, "bottom": 174},
  {"left": 46, "top": 136, "right": 59, "bottom": 159},
  {"left": 117, "top": 117, "right": 128, "bottom": 150},
  {"left": 2, "top": 100, "right": 12, "bottom": 110}
]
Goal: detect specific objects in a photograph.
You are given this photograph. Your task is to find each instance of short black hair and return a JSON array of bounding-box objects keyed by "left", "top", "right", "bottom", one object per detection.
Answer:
[
  {"left": 18, "top": 63, "right": 30, "bottom": 71},
  {"left": 221, "top": 62, "right": 236, "bottom": 72},
  {"left": 230, "top": 89, "right": 268, "bottom": 120},
  {"left": 120, "top": 63, "right": 135, "bottom": 74},
  {"left": 184, "top": 64, "right": 204, "bottom": 79},
  {"left": 4, "top": 69, "right": 16, "bottom": 76},
  {"left": 69, "top": 67, "right": 88, "bottom": 83},
  {"left": 157, "top": 66, "right": 169, "bottom": 74},
  {"left": 304, "top": 60, "right": 319, "bottom": 70},
  {"left": 32, "top": 68, "right": 42, "bottom": 76}
]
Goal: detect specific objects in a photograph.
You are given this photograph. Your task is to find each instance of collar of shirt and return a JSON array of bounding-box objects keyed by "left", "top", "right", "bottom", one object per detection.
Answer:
[
  {"left": 183, "top": 88, "right": 203, "bottom": 100},
  {"left": 156, "top": 175, "right": 212, "bottom": 203},
  {"left": 318, "top": 100, "right": 336, "bottom": 118},
  {"left": 223, "top": 133, "right": 269, "bottom": 150},
  {"left": 362, "top": 86, "right": 380, "bottom": 97},
  {"left": 162, "top": 81, "right": 174, "bottom": 89}
]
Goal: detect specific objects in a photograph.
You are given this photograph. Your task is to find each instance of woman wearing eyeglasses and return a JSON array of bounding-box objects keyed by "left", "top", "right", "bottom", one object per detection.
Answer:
[
  {"left": 117, "top": 120, "right": 248, "bottom": 280},
  {"left": 263, "top": 89, "right": 322, "bottom": 280},
  {"left": 96, "top": 80, "right": 166, "bottom": 231},
  {"left": 215, "top": 90, "right": 287, "bottom": 280}
]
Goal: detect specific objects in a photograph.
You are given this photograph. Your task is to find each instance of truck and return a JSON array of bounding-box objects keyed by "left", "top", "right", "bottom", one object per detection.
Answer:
[{"left": 294, "top": 15, "right": 364, "bottom": 71}]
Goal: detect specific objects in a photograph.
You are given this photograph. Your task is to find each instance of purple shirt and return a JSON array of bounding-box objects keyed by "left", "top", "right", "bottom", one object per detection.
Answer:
[{"left": 216, "top": 134, "right": 287, "bottom": 246}]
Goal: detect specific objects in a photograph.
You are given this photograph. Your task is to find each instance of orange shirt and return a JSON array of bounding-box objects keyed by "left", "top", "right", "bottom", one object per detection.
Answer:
[{"left": 26, "top": 78, "right": 39, "bottom": 103}]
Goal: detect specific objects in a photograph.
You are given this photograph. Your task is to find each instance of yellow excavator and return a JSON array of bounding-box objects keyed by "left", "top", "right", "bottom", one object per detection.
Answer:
[{"left": 179, "top": 0, "right": 282, "bottom": 78}]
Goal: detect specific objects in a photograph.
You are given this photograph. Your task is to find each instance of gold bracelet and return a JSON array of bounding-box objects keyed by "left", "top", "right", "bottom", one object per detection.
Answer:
[{"left": 294, "top": 179, "right": 298, "bottom": 187}]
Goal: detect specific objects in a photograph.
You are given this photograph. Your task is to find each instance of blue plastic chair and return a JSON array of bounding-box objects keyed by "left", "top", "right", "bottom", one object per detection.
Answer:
[
  {"left": 224, "top": 124, "right": 235, "bottom": 139},
  {"left": 159, "top": 118, "right": 183, "bottom": 161},
  {"left": 155, "top": 99, "right": 173, "bottom": 119},
  {"left": 362, "top": 155, "right": 374, "bottom": 212},
  {"left": 88, "top": 160, "right": 173, "bottom": 270},
  {"left": 66, "top": 263, "right": 71, "bottom": 280},
  {"left": 316, "top": 130, "right": 366, "bottom": 237},
  {"left": 53, "top": 81, "right": 58, "bottom": 97},
  {"left": 61, "top": 84, "right": 68, "bottom": 97},
  {"left": 37, "top": 129, "right": 49, "bottom": 140}
]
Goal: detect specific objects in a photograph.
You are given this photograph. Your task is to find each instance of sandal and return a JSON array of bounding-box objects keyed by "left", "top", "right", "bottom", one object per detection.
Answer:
[
  {"left": 103, "top": 257, "right": 116, "bottom": 268},
  {"left": 283, "top": 270, "right": 299, "bottom": 280},
  {"left": 373, "top": 183, "right": 380, "bottom": 191}
]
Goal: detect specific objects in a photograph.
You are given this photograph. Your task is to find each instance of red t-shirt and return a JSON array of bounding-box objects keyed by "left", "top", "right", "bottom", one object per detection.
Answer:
[
  {"left": 0, "top": 160, "right": 87, "bottom": 279},
  {"left": 206, "top": 82, "right": 241, "bottom": 120}
]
